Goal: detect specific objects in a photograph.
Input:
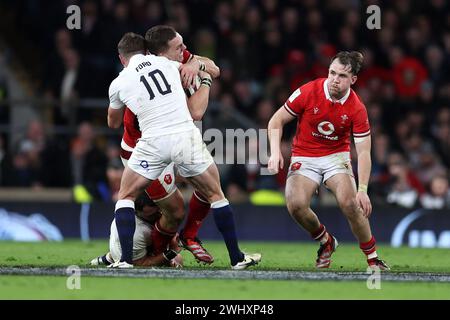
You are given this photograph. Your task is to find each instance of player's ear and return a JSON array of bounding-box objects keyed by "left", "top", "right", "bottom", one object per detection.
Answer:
[
  {"left": 119, "top": 54, "right": 126, "bottom": 67},
  {"left": 351, "top": 75, "right": 357, "bottom": 85}
]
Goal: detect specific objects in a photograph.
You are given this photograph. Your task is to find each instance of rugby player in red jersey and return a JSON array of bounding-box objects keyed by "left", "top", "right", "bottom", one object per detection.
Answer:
[{"left": 268, "top": 51, "right": 389, "bottom": 270}]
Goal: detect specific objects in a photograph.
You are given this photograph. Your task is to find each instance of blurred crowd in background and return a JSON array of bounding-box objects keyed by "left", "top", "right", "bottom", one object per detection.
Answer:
[{"left": 0, "top": 0, "right": 449, "bottom": 209}]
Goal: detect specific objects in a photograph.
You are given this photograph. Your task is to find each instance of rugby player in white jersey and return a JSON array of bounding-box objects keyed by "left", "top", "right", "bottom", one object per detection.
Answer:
[
  {"left": 107, "top": 32, "right": 261, "bottom": 269},
  {"left": 146, "top": 25, "right": 261, "bottom": 267},
  {"left": 91, "top": 191, "right": 183, "bottom": 267},
  {"left": 91, "top": 30, "right": 216, "bottom": 266}
]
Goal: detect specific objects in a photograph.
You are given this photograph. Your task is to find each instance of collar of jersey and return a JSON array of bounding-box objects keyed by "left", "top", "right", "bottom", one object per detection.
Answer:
[
  {"left": 323, "top": 79, "right": 351, "bottom": 105},
  {"left": 127, "top": 53, "right": 147, "bottom": 69}
]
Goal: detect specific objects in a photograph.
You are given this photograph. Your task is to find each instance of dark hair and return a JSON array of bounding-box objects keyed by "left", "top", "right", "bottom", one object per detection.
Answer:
[
  {"left": 117, "top": 32, "right": 146, "bottom": 58},
  {"left": 135, "top": 191, "right": 156, "bottom": 212},
  {"left": 134, "top": 191, "right": 162, "bottom": 224},
  {"left": 330, "top": 51, "right": 364, "bottom": 75},
  {"left": 145, "top": 25, "right": 177, "bottom": 55}
]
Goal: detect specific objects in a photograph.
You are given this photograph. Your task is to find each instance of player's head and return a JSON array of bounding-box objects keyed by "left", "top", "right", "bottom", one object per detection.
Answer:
[
  {"left": 134, "top": 191, "right": 161, "bottom": 224},
  {"left": 117, "top": 32, "right": 146, "bottom": 66},
  {"left": 327, "top": 51, "right": 364, "bottom": 97},
  {"left": 145, "top": 25, "right": 186, "bottom": 62}
]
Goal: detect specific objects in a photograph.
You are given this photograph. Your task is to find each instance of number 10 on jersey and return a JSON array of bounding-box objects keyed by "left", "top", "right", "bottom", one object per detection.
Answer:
[{"left": 140, "top": 69, "right": 172, "bottom": 100}]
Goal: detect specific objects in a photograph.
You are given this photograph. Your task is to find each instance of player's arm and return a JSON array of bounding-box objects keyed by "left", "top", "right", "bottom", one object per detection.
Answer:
[
  {"left": 108, "top": 79, "right": 125, "bottom": 128},
  {"left": 193, "top": 55, "right": 220, "bottom": 79},
  {"left": 179, "top": 58, "right": 200, "bottom": 88},
  {"left": 107, "top": 107, "right": 124, "bottom": 129},
  {"left": 133, "top": 253, "right": 166, "bottom": 266},
  {"left": 133, "top": 249, "right": 179, "bottom": 267},
  {"left": 267, "top": 107, "right": 295, "bottom": 173},
  {"left": 354, "top": 135, "right": 372, "bottom": 218},
  {"left": 186, "top": 71, "right": 212, "bottom": 121},
  {"left": 180, "top": 54, "right": 220, "bottom": 87}
]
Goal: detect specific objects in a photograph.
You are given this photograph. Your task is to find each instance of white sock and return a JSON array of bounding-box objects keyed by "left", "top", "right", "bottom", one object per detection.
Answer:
[
  {"left": 368, "top": 251, "right": 378, "bottom": 259},
  {"left": 319, "top": 232, "right": 329, "bottom": 245}
]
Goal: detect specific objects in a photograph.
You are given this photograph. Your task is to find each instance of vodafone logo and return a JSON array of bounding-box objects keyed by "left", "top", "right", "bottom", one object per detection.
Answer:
[{"left": 317, "top": 121, "right": 335, "bottom": 136}]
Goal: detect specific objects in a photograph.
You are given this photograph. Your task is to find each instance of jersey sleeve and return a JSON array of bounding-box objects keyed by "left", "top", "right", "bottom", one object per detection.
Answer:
[
  {"left": 108, "top": 78, "right": 125, "bottom": 109},
  {"left": 352, "top": 104, "right": 371, "bottom": 138},
  {"left": 284, "top": 86, "right": 306, "bottom": 116},
  {"left": 182, "top": 49, "right": 193, "bottom": 64}
]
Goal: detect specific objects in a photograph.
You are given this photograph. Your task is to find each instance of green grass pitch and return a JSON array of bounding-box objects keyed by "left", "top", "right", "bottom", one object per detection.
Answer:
[{"left": 1, "top": 240, "right": 450, "bottom": 299}]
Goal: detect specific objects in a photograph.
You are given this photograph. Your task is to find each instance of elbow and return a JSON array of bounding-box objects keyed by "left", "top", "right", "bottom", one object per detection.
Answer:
[
  {"left": 268, "top": 117, "right": 277, "bottom": 130},
  {"left": 107, "top": 117, "right": 121, "bottom": 129},
  {"left": 191, "top": 112, "right": 203, "bottom": 121}
]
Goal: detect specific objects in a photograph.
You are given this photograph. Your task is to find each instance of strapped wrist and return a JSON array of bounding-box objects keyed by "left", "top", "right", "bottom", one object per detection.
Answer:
[
  {"left": 163, "top": 249, "right": 177, "bottom": 261},
  {"left": 358, "top": 184, "right": 368, "bottom": 193},
  {"left": 200, "top": 78, "right": 212, "bottom": 88}
]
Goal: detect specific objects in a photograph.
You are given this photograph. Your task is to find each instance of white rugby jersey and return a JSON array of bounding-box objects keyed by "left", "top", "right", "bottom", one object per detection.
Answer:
[
  {"left": 109, "top": 54, "right": 195, "bottom": 138},
  {"left": 109, "top": 216, "right": 152, "bottom": 261}
]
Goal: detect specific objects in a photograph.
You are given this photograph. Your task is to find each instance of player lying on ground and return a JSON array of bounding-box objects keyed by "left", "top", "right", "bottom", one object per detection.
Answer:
[
  {"left": 268, "top": 51, "right": 389, "bottom": 271},
  {"left": 91, "top": 191, "right": 182, "bottom": 267}
]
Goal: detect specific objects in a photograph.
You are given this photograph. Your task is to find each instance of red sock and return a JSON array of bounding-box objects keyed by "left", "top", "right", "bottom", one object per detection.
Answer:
[
  {"left": 151, "top": 219, "right": 177, "bottom": 255},
  {"left": 360, "top": 236, "right": 377, "bottom": 257},
  {"left": 311, "top": 224, "right": 328, "bottom": 242},
  {"left": 182, "top": 191, "right": 210, "bottom": 239}
]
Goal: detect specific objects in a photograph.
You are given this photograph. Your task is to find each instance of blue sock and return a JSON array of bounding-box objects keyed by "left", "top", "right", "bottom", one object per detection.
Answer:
[
  {"left": 101, "top": 254, "right": 112, "bottom": 266},
  {"left": 115, "top": 200, "right": 136, "bottom": 264},
  {"left": 212, "top": 203, "right": 244, "bottom": 265}
]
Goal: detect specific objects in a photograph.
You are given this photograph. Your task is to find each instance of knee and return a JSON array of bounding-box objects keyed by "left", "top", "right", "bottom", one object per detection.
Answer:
[
  {"left": 170, "top": 204, "right": 185, "bottom": 221},
  {"left": 118, "top": 186, "right": 140, "bottom": 200},
  {"left": 339, "top": 198, "right": 359, "bottom": 218},
  {"left": 166, "top": 203, "right": 185, "bottom": 225},
  {"left": 205, "top": 186, "right": 225, "bottom": 203},
  {"left": 286, "top": 199, "right": 310, "bottom": 217}
]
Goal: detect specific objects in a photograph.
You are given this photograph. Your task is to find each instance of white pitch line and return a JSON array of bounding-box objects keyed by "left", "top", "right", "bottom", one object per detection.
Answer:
[{"left": 1, "top": 267, "right": 450, "bottom": 282}]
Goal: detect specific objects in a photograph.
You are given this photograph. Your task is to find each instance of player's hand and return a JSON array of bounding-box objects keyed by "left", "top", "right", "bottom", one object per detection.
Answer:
[
  {"left": 356, "top": 191, "right": 372, "bottom": 218},
  {"left": 170, "top": 254, "right": 183, "bottom": 268},
  {"left": 268, "top": 151, "right": 283, "bottom": 174},
  {"left": 179, "top": 60, "right": 199, "bottom": 88},
  {"left": 170, "top": 234, "right": 182, "bottom": 252},
  {"left": 199, "top": 71, "right": 211, "bottom": 81}
]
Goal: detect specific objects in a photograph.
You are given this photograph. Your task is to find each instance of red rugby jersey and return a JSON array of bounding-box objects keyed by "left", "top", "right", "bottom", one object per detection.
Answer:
[{"left": 284, "top": 78, "right": 370, "bottom": 157}]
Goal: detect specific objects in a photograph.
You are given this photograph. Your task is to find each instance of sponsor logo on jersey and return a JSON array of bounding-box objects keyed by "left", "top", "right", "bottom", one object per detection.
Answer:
[
  {"left": 313, "top": 107, "right": 319, "bottom": 114},
  {"left": 317, "top": 121, "right": 335, "bottom": 135}
]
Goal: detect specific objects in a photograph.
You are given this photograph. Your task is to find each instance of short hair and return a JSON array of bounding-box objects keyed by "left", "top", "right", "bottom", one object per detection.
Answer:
[
  {"left": 145, "top": 25, "right": 177, "bottom": 55},
  {"left": 135, "top": 191, "right": 156, "bottom": 212},
  {"left": 117, "top": 32, "right": 146, "bottom": 58},
  {"left": 330, "top": 51, "right": 364, "bottom": 75}
]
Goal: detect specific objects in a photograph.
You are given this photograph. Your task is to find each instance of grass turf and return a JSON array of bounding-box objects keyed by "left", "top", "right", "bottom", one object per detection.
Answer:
[
  {"left": 1, "top": 276, "right": 450, "bottom": 300},
  {"left": 1, "top": 240, "right": 450, "bottom": 273},
  {"left": 1, "top": 240, "right": 450, "bottom": 299}
]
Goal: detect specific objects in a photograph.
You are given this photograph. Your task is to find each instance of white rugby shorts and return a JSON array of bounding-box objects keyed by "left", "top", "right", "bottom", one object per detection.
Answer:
[
  {"left": 128, "top": 128, "right": 214, "bottom": 180},
  {"left": 287, "top": 152, "right": 354, "bottom": 185}
]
